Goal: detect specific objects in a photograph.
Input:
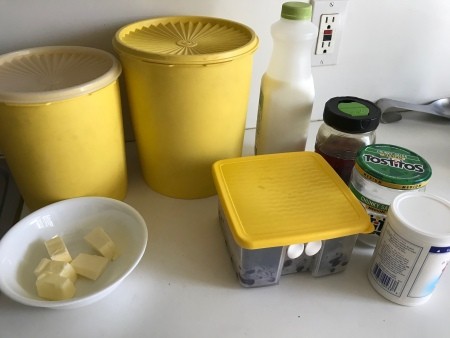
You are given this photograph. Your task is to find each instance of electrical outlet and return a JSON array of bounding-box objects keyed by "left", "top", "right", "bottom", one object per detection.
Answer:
[
  {"left": 316, "top": 14, "right": 339, "bottom": 55},
  {"left": 311, "top": 0, "right": 348, "bottom": 66}
]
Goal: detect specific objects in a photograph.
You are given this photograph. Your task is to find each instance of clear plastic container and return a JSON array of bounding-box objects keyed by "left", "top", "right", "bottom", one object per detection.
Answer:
[
  {"left": 349, "top": 144, "right": 432, "bottom": 247},
  {"left": 255, "top": 2, "right": 318, "bottom": 154},
  {"left": 212, "top": 152, "right": 373, "bottom": 287},
  {"left": 315, "top": 97, "right": 381, "bottom": 184}
]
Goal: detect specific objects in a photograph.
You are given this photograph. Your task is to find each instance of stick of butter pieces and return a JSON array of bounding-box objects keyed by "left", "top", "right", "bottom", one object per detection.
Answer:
[
  {"left": 34, "top": 258, "right": 77, "bottom": 300},
  {"left": 84, "top": 227, "right": 119, "bottom": 260},
  {"left": 44, "top": 235, "right": 72, "bottom": 262},
  {"left": 35, "top": 227, "right": 119, "bottom": 301},
  {"left": 71, "top": 253, "right": 109, "bottom": 281},
  {"left": 36, "top": 274, "right": 76, "bottom": 301},
  {"left": 34, "top": 258, "right": 77, "bottom": 283}
]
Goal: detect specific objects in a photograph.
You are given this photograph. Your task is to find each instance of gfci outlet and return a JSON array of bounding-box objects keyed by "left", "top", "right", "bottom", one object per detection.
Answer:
[
  {"left": 316, "top": 14, "right": 339, "bottom": 54},
  {"left": 311, "top": 0, "right": 348, "bottom": 66}
]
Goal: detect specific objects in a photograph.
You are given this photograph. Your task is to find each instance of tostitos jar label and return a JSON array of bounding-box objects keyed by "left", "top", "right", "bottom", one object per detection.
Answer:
[
  {"left": 350, "top": 144, "right": 432, "bottom": 246},
  {"left": 354, "top": 144, "right": 432, "bottom": 190},
  {"left": 349, "top": 185, "right": 388, "bottom": 235}
]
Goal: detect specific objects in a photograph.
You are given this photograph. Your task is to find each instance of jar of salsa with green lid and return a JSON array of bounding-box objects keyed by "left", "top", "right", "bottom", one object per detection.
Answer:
[{"left": 349, "top": 144, "right": 432, "bottom": 247}]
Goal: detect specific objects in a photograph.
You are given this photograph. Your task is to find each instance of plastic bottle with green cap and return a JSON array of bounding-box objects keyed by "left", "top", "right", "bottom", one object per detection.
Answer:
[
  {"left": 255, "top": 2, "right": 318, "bottom": 155},
  {"left": 314, "top": 96, "right": 381, "bottom": 184}
]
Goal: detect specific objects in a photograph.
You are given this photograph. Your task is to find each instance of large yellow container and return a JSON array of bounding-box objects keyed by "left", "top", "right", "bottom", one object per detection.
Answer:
[
  {"left": 113, "top": 16, "right": 259, "bottom": 199},
  {"left": 0, "top": 46, "right": 127, "bottom": 210}
]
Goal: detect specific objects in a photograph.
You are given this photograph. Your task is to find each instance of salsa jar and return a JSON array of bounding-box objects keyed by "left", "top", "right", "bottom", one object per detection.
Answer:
[
  {"left": 315, "top": 96, "right": 381, "bottom": 184},
  {"left": 349, "top": 144, "right": 432, "bottom": 246}
]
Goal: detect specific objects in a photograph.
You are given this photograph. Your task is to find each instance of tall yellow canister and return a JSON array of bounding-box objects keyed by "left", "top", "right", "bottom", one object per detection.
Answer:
[
  {"left": 0, "top": 46, "right": 127, "bottom": 210},
  {"left": 113, "top": 16, "right": 259, "bottom": 199}
]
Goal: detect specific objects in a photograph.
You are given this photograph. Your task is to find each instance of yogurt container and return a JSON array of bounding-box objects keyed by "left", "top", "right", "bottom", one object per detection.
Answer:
[{"left": 368, "top": 192, "right": 450, "bottom": 306}]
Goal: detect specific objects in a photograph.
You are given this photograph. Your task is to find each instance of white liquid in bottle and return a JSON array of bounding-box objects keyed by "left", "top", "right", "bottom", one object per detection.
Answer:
[
  {"left": 256, "top": 74, "right": 314, "bottom": 154},
  {"left": 255, "top": 2, "right": 317, "bottom": 155}
]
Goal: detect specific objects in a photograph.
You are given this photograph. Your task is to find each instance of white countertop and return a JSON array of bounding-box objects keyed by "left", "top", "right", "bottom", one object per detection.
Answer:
[{"left": 1, "top": 112, "right": 449, "bottom": 338}]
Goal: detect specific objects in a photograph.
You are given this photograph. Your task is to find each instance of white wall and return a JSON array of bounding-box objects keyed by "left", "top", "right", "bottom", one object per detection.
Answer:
[{"left": 1, "top": 0, "right": 449, "bottom": 136}]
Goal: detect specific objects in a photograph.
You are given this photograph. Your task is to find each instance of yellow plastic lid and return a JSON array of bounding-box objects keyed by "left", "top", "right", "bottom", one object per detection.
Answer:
[
  {"left": 213, "top": 152, "right": 373, "bottom": 249},
  {"left": 0, "top": 46, "right": 121, "bottom": 104},
  {"left": 113, "top": 16, "right": 259, "bottom": 65}
]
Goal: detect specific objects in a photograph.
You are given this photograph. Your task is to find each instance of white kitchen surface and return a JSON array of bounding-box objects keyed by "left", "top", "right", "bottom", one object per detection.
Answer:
[{"left": 0, "top": 113, "right": 449, "bottom": 338}]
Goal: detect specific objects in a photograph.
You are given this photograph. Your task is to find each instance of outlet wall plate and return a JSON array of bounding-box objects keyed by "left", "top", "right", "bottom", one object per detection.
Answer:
[{"left": 312, "top": 0, "right": 348, "bottom": 66}]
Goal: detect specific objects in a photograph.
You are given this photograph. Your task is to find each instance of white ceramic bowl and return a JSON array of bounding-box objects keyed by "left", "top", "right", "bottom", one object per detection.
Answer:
[{"left": 0, "top": 197, "right": 148, "bottom": 309}]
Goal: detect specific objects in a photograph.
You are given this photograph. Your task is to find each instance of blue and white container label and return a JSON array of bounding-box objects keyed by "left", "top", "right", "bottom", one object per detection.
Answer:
[
  {"left": 369, "top": 225, "right": 422, "bottom": 297},
  {"left": 408, "top": 246, "right": 450, "bottom": 298},
  {"left": 369, "top": 223, "right": 450, "bottom": 305},
  {"left": 368, "top": 192, "right": 450, "bottom": 306}
]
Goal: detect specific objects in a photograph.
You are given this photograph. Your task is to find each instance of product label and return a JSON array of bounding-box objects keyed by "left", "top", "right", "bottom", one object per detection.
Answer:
[
  {"left": 349, "top": 183, "right": 388, "bottom": 235},
  {"left": 362, "top": 154, "right": 425, "bottom": 174},
  {"left": 408, "top": 246, "right": 450, "bottom": 298},
  {"left": 370, "top": 224, "right": 422, "bottom": 297},
  {"left": 355, "top": 144, "right": 431, "bottom": 189}
]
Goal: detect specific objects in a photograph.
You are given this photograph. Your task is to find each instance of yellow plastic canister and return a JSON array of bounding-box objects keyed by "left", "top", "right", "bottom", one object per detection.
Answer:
[
  {"left": 113, "top": 16, "right": 259, "bottom": 199},
  {"left": 0, "top": 46, "right": 127, "bottom": 210}
]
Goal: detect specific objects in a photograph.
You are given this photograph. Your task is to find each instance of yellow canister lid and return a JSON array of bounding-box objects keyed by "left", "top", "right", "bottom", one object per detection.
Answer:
[
  {"left": 113, "top": 16, "right": 259, "bottom": 65},
  {"left": 0, "top": 46, "right": 121, "bottom": 104},
  {"left": 212, "top": 152, "right": 373, "bottom": 249}
]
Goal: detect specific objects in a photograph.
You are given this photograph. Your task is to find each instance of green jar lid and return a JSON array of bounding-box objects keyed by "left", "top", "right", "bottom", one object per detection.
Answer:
[
  {"left": 354, "top": 144, "right": 432, "bottom": 189},
  {"left": 281, "top": 2, "right": 312, "bottom": 20},
  {"left": 323, "top": 96, "right": 381, "bottom": 134}
]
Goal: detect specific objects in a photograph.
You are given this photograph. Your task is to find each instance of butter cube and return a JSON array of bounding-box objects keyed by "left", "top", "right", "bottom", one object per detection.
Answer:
[
  {"left": 45, "top": 236, "right": 72, "bottom": 262},
  {"left": 34, "top": 258, "right": 77, "bottom": 283},
  {"left": 71, "top": 253, "right": 109, "bottom": 280},
  {"left": 35, "top": 274, "right": 76, "bottom": 301},
  {"left": 84, "top": 227, "right": 118, "bottom": 260},
  {"left": 34, "top": 258, "right": 52, "bottom": 277}
]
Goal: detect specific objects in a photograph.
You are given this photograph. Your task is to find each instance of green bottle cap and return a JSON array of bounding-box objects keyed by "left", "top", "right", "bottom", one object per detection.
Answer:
[
  {"left": 281, "top": 2, "right": 312, "bottom": 20},
  {"left": 354, "top": 144, "right": 432, "bottom": 189}
]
